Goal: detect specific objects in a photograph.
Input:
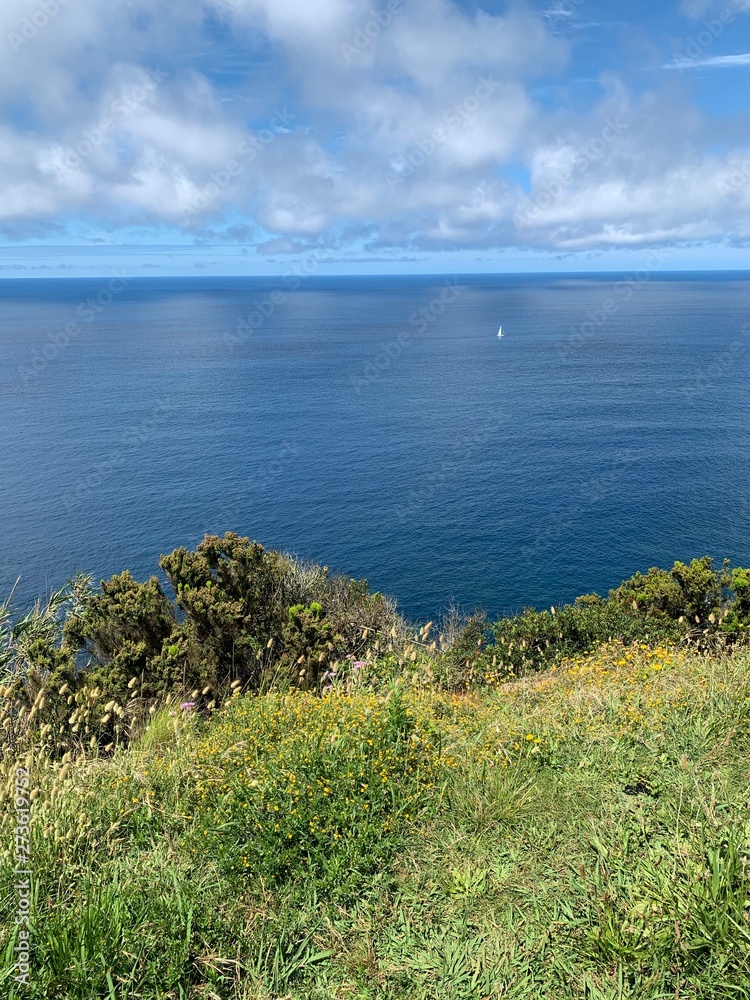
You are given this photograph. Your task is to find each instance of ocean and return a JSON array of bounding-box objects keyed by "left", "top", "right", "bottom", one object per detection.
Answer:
[{"left": 1, "top": 272, "right": 749, "bottom": 623}]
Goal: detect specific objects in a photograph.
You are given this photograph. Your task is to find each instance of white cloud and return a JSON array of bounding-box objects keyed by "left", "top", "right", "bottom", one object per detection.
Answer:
[
  {"left": 666, "top": 52, "right": 750, "bottom": 68},
  {"left": 0, "top": 0, "right": 749, "bottom": 257}
]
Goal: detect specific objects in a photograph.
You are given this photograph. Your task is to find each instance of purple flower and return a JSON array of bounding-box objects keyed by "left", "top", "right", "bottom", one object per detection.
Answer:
[{"left": 180, "top": 701, "right": 196, "bottom": 712}]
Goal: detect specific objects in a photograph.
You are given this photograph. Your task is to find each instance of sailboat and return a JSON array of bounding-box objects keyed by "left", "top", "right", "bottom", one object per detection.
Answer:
[{"left": 497, "top": 325, "right": 504, "bottom": 338}]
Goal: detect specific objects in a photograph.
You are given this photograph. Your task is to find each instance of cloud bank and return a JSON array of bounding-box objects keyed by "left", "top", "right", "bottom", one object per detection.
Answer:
[{"left": 1, "top": 0, "right": 750, "bottom": 259}]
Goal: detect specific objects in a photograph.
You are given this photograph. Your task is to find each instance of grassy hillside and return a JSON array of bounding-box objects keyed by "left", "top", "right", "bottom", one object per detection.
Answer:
[{"left": 2, "top": 640, "right": 750, "bottom": 998}]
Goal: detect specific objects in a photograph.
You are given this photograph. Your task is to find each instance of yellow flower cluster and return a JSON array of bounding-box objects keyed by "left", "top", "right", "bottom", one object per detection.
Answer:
[{"left": 5, "top": 639, "right": 746, "bottom": 884}]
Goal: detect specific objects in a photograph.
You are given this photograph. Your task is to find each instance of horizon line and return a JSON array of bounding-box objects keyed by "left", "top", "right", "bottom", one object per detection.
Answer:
[{"left": 1, "top": 267, "right": 750, "bottom": 281}]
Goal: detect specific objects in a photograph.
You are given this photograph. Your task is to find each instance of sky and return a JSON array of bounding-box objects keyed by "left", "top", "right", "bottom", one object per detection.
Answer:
[{"left": 1, "top": 0, "right": 750, "bottom": 276}]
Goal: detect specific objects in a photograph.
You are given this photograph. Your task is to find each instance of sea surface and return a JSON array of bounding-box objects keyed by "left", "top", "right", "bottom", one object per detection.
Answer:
[{"left": 1, "top": 272, "right": 749, "bottom": 623}]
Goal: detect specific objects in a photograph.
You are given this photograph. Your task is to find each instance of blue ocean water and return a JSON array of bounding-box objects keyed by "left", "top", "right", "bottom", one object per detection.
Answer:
[{"left": 1, "top": 272, "right": 749, "bottom": 623}]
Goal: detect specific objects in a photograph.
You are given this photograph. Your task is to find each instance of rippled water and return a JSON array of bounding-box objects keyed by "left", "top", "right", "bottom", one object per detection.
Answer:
[{"left": 1, "top": 272, "right": 748, "bottom": 621}]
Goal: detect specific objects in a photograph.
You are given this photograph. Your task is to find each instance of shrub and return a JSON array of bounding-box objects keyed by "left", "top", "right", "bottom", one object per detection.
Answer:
[
  {"left": 487, "top": 557, "right": 750, "bottom": 680},
  {"left": 159, "top": 532, "right": 287, "bottom": 689},
  {"left": 608, "top": 556, "right": 728, "bottom": 624},
  {"left": 491, "top": 599, "right": 684, "bottom": 678},
  {"left": 279, "top": 555, "right": 409, "bottom": 656},
  {"left": 5, "top": 538, "right": 750, "bottom": 760},
  {"left": 432, "top": 609, "right": 494, "bottom": 688},
  {"left": 4, "top": 533, "right": 412, "bottom": 755},
  {"left": 63, "top": 571, "right": 176, "bottom": 703},
  {"left": 730, "top": 567, "right": 750, "bottom": 619},
  {"left": 717, "top": 567, "right": 750, "bottom": 639},
  {"left": 275, "top": 601, "right": 343, "bottom": 688}
]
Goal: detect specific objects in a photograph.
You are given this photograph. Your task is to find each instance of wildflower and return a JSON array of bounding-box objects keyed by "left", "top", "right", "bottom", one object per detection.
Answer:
[{"left": 181, "top": 701, "right": 196, "bottom": 712}]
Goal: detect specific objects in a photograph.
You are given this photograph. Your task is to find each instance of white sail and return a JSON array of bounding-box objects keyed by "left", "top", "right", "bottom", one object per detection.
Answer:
[{"left": 497, "top": 325, "right": 503, "bottom": 338}]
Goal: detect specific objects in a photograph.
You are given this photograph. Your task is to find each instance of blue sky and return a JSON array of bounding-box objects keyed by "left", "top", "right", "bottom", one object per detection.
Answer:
[{"left": 2, "top": 0, "right": 750, "bottom": 276}]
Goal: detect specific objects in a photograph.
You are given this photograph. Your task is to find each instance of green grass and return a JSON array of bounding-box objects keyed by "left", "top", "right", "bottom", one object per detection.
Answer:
[{"left": 2, "top": 642, "right": 750, "bottom": 998}]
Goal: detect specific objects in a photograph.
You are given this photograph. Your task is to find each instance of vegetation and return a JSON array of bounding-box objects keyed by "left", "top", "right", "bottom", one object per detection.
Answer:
[{"left": 2, "top": 537, "right": 750, "bottom": 997}]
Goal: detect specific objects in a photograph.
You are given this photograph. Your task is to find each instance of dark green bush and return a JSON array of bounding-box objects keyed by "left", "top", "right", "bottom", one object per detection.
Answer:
[
  {"left": 55, "top": 533, "right": 403, "bottom": 715},
  {"left": 276, "top": 601, "right": 344, "bottom": 687},
  {"left": 717, "top": 567, "right": 750, "bottom": 639},
  {"left": 730, "top": 567, "right": 750, "bottom": 618},
  {"left": 156, "top": 533, "right": 286, "bottom": 693},
  {"left": 5, "top": 538, "right": 750, "bottom": 755},
  {"left": 487, "top": 556, "right": 749, "bottom": 679},
  {"left": 491, "top": 602, "right": 684, "bottom": 678},
  {"left": 63, "top": 571, "right": 176, "bottom": 702},
  {"left": 608, "top": 556, "right": 728, "bottom": 624}
]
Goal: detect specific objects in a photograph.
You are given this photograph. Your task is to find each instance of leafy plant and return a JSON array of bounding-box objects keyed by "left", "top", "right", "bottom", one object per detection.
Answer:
[
  {"left": 63, "top": 571, "right": 176, "bottom": 702},
  {"left": 609, "top": 556, "right": 729, "bottom": 624}
]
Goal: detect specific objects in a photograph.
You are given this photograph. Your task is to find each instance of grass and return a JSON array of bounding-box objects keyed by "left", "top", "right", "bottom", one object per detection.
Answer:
[{"left": 2, "top": 641, "right": 750, "bottom": 997}]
